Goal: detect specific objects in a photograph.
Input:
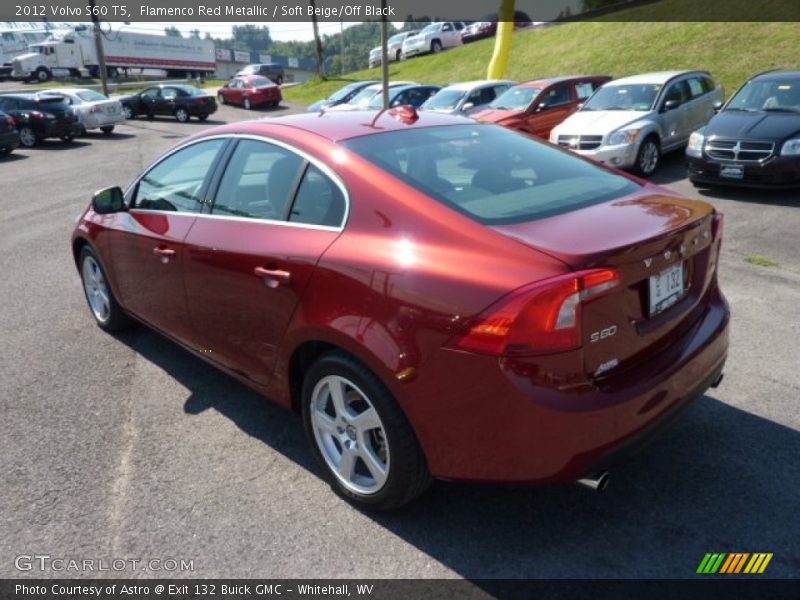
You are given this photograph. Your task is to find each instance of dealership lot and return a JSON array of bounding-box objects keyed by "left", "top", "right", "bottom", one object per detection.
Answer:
[{"left": 1, "top": 101, "right": 798, "bottom": 579}]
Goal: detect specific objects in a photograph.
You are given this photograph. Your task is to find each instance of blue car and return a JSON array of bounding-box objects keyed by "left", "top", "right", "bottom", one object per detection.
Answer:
[
  {"left": 365, "top": 84, "right": 442, "bottom": 109},
  {"left": 307, "top": 80, "right": 380, "bottom": 112}
]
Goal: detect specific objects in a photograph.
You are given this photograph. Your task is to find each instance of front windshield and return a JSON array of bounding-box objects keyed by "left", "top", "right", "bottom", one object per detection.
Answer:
[
  {"left": 420, "top": 24, "right": 440, "bottom": 34},
  {"left": 489, "top": 87, "right": 541, "bottom": 110},
  {"left": 389, "top": 33, "right": 406, "bottom": 44},
  {"left": 423, "top": 89, "right": 467, "bottom": 110},
  {"left": 727, "top": 79, "right": 800, "bottom": 112},
  {"left": 351, "top": 87, "right": 380, "bottom": 106},
  {"left": 583, "top": 84, "right": 661, "bottom": 111},
  {"left": 328, "top": 85, "right": 360, "bottom": 102},
  {"left": 250, "top": 76, "right": 272, "bottom": 87},
  {"left": 343, "top": 124, "right": 639, "bottom": 225}
]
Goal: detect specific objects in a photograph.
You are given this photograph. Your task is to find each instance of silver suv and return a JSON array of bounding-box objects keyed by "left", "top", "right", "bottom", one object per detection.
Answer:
[{"left": 550, "top": 70, "right": 724, "bottom": 175}]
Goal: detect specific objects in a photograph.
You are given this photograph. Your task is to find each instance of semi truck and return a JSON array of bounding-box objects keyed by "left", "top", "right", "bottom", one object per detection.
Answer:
[
  {"left": 11, "top": 26, "right": 216, "bottom": 82},
  {"left": 0, "top": 28, "right": 48, "bottom": 79}
]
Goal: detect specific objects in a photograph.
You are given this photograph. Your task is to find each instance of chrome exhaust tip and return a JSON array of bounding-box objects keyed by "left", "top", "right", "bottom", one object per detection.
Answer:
[
  {"left": 576, "top": 471, "right": 610, "bottom": 492},
  {"left": 711, "top": 372, "right": 724, "bottom": 388}
]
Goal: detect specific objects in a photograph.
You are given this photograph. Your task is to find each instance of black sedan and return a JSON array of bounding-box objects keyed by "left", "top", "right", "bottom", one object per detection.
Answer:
[
  {"left": 120, "top": 85, "right": 217, "bottom": 123},
  {"left": 687, "top": 70, "right": 800, "bottom": 188},
  {"left": 0, "top": 110, "right": 19, "bottom": 155},
  {"left": 0, "top": 93, "right": 80, "bottom": 147}
]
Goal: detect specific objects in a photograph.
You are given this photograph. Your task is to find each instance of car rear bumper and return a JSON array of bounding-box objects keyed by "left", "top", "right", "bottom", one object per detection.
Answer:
[
  {"left": 81, "top": 111, "right": 126, "bottom": 129},
  {"left": 688, "top": 155, "right": 800, "bottom": 188},
  {"left": 40, "top": 121, "right": 81, "bottom": 139},
  {"left": 188, "top": 102, "right": 217, "bottom": 116},
  {"left": 0, "top": 129, "right": 19, "bottom": 149},
  {"left": 404, "top": 282, "right": 730, "bottom": 484}
]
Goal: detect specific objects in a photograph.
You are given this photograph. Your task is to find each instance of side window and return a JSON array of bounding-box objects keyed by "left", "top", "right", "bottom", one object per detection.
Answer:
[
  {"left": 702, "top": 76, "right": 716, "bottom": 94},
  {"left": 442, "top": 23, "right": 452, "bottom": 31},
  {"left": 664, "top": 80, "right": 690, "bottom": 106},
  {"left": 212, "top": 140, "right": 304, "bottom": 221},
  {"left": 575, "top": 82, "right": 596, "bottom": 100},
  {"left": 543, "top": 84, "right": 571, "bottom": 107},
  {"left": 454, "top": 22, "right": 465, "bottom": 30},
  {"left": 162, "top": 88, "right": 178, "bottom": 99},
  {"left": 687, "top": 77, "right": 705, "bottom": 99},
  {"left": 392, "top": 92, "right": 409, "bottom": 106},
  {"left": 134, "top": 139, "right": 225, "bottom": 213},
  {"left": 289, "top": 164, "right": 346, "bottom": 227},
  {"left": 141, "top": 88, "right": 159, "bottom": 98},
  {"left": 0, "top": 98, "right": 13, "bottom": 110}
]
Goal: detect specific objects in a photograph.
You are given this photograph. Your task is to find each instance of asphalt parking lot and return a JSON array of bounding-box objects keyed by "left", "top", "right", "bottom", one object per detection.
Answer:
[{"left": 1, "top": 100, "right": 798, "bottom": 581}]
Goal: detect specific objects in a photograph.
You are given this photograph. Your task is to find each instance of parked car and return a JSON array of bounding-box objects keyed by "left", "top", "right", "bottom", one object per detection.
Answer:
[
  {"left": 0, "top": 92, "right": 80, "bottom": 147},
  {"left": 687, "top": 70, "right": 800, "bottom": 188},
  {"left": 307, "top": 81, "right": 380, "bottom": 113},
  {"left": 422, "top": 80, "right": 517, "bottom": 115},
  {"left": 325, "top": 81, "right": 419, "bottom": 112},
  {"left": 48, "top": 87, "right": 125, "bottom": 135},
  {"left": 461, "top": 12, "right": 534, "bottom": 43},
  {"left": 369, "top": 31, "right": 419, "bottom": 67},
  {"left": 473, "top": 75, "right": 612, "bottom": 139},
  {"left": 0, "top": 110, "right": 19, "bottom": 155},
  {"left": 217, "top": 75, "right": 282, "bottom": 110},
  {"left": 401, "top": 22, "right": 466, "bottom": 58},
  {"left": 72, "top": 107, "right": 728, "bottom": 510},
  {"left": 236, "top": 63, "right": 284, "bottom": 85},
  {"left": 366, "top": 84, "right": 441, "bottom": 109},
  {"left": 119, "top": 85, "right": 217, "bottom": 123},
  {"left": 550, "top": 70, "right": 724, "bottom": 176}
]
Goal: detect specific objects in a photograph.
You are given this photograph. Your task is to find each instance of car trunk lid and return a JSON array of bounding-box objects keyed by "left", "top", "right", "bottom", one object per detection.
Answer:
[{"left": 493, "top": 188, "right": 719, "bottom": 377}]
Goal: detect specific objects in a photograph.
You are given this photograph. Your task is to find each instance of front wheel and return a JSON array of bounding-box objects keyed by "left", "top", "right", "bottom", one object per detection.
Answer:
[
  {"left": 79, "top": 246, "right": 130, "bottom": 332},
  {"left": 302, "top": 352, "right": 431, "bottom": 511},
  {"left": 61, "top": 134, "right": 74, "bottom": 143},
  {"left": 634, "top": 136, "right": 660, "bottom": 177},
  {"left": 431, "top": 40, "right": 443, "bottom": 53},
  {"left": 217, "top": 92, "right": 225, "bottom": 105},
  {"left": 243, "top": 97, "right": 251, "bottom": 110},
  {"left": 100, "top": 125, "right": 114, "bottom": 134},
  {"left": 197, "top": 114, "right": 208, "bottom": 121},
  {"left": 175, "top": 107, "right": 190, "bottom": 122}
]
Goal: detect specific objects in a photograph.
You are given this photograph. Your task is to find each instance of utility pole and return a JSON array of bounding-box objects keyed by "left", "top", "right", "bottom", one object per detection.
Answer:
[
  {"left": 88, "top": 0, "right": 109, "bottom": 95},
  {"left": 340, "top": 19, "right": 344, "bottom": 76},
  {"left": 380, "top": 3, "right": 389, "bottom": 108}
]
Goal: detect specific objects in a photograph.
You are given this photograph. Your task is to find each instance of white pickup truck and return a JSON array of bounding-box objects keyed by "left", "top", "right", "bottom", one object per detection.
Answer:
[{"left": 401, "top": 22, "right": 466, "bottom": 59}]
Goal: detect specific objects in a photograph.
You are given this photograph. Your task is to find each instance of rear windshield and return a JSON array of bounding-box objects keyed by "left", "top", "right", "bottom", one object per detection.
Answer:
[
  {"left": 249, "top": 76, "right": 272, "bottom": 87},
  {"left": 180, "top": 86, "right": 206, "bottom": 96},
  {"left": 76, "top": 90, "right": 107, "bottom": 102},
  {"left": 423, "top": 89, "right": 467, "bottom": 111},
  {"left": 343, "top": 124, "right": 639, "bottom": 225}
]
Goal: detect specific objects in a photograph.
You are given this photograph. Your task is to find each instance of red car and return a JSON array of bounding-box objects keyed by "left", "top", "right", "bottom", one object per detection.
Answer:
[
  {"left": 217, "top": 75, "right": 282, "bottom": 110},
  {"left": 72, "top": 107, "right": 728, "bottom": 510},
  {"left": 473, "top": 75, "right": 612, "bottom": 139}
]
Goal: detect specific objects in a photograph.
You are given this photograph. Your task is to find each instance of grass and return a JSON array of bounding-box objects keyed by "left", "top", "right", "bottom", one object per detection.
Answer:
[
  {"left": 283, "top": 21, "right": 800, "bottom": 105},
  {"left": 745, "top": 255, "right": 780, "bottom": 268}
]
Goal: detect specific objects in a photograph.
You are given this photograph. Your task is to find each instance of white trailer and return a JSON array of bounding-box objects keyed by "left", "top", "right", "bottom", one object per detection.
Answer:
[{"left": 12, "top": 26, "right": 216, "bottom": 82}]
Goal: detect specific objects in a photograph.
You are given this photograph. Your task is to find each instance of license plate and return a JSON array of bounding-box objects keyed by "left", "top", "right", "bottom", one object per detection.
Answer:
[
  {"left": 720, "top": 165, "right": 744, "bottom": 179},
  {"left": 649, "top": 263, "right": 684, "bottom": 316}
]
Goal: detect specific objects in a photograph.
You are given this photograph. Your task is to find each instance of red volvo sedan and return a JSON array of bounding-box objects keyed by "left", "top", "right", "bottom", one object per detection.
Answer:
[
  {"left": 72, "top": 107, "right": 728, "bottom": 510},
  {"left": 217, "top": 75, "right": 282, "bottom": 110}
]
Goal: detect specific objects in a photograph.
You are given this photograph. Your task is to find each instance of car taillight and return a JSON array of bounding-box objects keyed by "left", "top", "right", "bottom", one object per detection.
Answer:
[
  {"left": 194, "top": 98, "right": 207, "bottom": 105},
  {"left": 447, "top": 269, "right": 621, "bottom": 356}
]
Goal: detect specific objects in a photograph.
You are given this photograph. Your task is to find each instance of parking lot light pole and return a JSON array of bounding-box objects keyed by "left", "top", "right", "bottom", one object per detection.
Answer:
[
  {"left": 381, "top": 5, "right": 389, "bottom": 108},
  {"left": 88, "top": 0, "right": 109, "bottom": 96}
]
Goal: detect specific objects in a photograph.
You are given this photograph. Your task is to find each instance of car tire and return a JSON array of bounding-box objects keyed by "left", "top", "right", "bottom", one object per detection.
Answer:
[
  {"left": 396, "top": 49, "right": 402, "bottom": 62},
  {"left": 18, "top": 126, "right": 38, "bottom": 148},
  {"left": 61, "top": 134, "right": 74, "bottom": 143},
  {"left": 217, "top": 92, "right": 225, "bottom": 105},
  {"left": 634, "top": 136, "right": 660, "bottom": 177},
  {"left": 198, "top": 114, "right": 208, "bottom": 121},
  {"left": 79, "top": 245, "right": 130, "bottom": 332},
  {"left": 122, "top": 105, "right": 134, "bottom": 120},
  {"left": 78, "top": 125, "right": 87, "bottom": 136},
  {"left": 276, "top": 75, "right": 283, "bottom": 85},
  {"left": 175, "top": 107, "right": 190, "bottom": 122},
  {"left": 302, "top": 351, "right": 432, "bottom": 511},
  {"left": 0, "top": 147, "right": 12, "bottom": 155},
  {"left": 431, "top": 40, "right": 443, "bottom": 53},
  {"left": 100, "top": 125, "right": 114, "bottom": 134},
  {"left": 243, "top": 97, "right": 251, "bottom": 110},
  {"left": 35, "top": 67, "right": 51, "bottom": 82}
]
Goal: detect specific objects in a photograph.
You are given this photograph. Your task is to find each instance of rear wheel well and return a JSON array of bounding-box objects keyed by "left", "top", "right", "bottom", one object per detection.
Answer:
[{"left": 288, "top": 341, "right": 338, "bottom": 413}]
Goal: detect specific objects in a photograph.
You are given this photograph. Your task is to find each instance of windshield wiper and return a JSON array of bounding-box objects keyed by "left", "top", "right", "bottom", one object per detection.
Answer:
[{"left": 763, "top": 107, "right": 800, "bottom": 113}]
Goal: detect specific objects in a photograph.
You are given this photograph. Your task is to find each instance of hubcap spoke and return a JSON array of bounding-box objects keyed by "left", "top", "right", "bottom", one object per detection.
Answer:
[
  {"left": 350, "top": 407, "right": 381, "bottom": 433},
  {"left": 312, "top": 409, "right": 337, "bottom": 435},
  {"left": 327, "top": 378, "right": 349, "bottom": 419},
  {"left": 358, "top": 445, "right": 388, "bottom": 487},
  {"left": 337, "top": 448, "right": 357, "bottom": 480}
]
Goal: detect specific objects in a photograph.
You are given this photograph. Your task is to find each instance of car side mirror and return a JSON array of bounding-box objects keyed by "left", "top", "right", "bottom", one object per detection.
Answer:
[
  {"left": 462, "top": 102, "right": 475, "bottom": 111},
  {"left": 663, "top": 99, "right": 680, "bottom": 112},
  {"left": 92, "top": 186, "right": 125, "bottom": 214},
  {"left": 713, "top": 100, "right": 723, "bottom": 112}
]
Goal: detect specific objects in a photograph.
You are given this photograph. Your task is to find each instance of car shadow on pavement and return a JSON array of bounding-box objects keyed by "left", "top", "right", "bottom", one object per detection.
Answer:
[
  {"left": 113, "top": 327, "right": 800, "bottom": 578},
  {"left": 0, "top": 152, "right": 28, "bottom": 162},
  {"left": 648, "top": 151, "right": 690, "bottom": 186},
  {"left": 80, "top": 132, "right": 136, "bottom": 140},
  {"left": 29, "top": 140, "right": 92, "bottom": 151}
]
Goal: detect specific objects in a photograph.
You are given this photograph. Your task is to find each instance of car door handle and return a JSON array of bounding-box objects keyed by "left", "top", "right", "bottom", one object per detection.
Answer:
[
  {"left": 153, "top": 246, "right": 176, "bottom": 257},
  {"left": 254, "top": 266, "right": 291, "bottom": 284}
]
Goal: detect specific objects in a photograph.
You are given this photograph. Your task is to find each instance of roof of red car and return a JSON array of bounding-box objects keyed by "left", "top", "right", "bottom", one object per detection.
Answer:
[
  {"left": 516, "top": 75, "right": 610, "bottom": 88},
  {"left": 218, "top": 108, "right": 473, "bottom": 142}
]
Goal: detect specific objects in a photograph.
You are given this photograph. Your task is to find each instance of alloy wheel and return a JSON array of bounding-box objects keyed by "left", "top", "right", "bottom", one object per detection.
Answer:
[
  {"left": 82, "top": 255, "right": 111, "bottom": 323},
  {"left": 309, "top": 375, "right": 390, "bottom": 495},
  {"left": 639, "top": 140, "right": 659, "bottom": 175},
  {"left": 176, "top": 108, "right": 189, "bottom": 122},
  {"left": 18, "top": 127, "right": 36, "bottom": 147}
]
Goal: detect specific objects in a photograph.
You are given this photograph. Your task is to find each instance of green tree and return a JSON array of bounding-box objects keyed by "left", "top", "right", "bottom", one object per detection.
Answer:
[{"left": 164, "top": 26, "right": 182, "bottom": 37}]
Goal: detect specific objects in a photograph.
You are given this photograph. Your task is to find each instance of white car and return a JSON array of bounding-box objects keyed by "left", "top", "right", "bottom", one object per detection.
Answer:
[
  {"left": 401, "top": 22, "right": 466, "bottom": 59},
  {"left": 325, "top": 81, "right": 419, "bottom": 112},
  {"left": 421, "top": 80, "right": 517, "bottom": 115},
  {"left": 49, "top": 87, "right": 126, "bottom": 135},
  {"left": 369, "top": 30, "right": 419, "bottom": 68},
  {"left": 549, "top": 70, "right": 724, "bottom": 176}
]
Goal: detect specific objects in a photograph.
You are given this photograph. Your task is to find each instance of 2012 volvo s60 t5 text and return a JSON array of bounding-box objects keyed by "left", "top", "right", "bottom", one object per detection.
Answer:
[{"left": 72, "top": 107, "right": 729, "bottom": 510}]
